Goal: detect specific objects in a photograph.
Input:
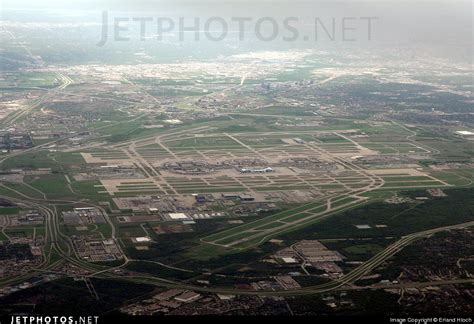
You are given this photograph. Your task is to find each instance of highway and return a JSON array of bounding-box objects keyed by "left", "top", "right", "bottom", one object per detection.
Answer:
[
  {"left": 91, "top": 219, "right": 474, "bottom": 297},
  {"left": 1, "top": 72, "right": 73, "bottom": 128},
  {"left": 0, "top": 127, "right": 470, "bottom": 297},
  {"left": 0, "top": 93, "right": 471, "bottom": 297},
  {"left": 1, "top": 182, "right": 472, "bottom": 297},
  {"left": 199, "top": 132, "right": 386, "bottom": 251}
]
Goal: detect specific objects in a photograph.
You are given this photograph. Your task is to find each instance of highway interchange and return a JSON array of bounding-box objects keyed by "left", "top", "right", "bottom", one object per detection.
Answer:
[
  {"left": 0, "top": 62, "right": 472, "bottom": 299},
  {"left": 0, "top": 126, "right": 472, "bottom": 297}
]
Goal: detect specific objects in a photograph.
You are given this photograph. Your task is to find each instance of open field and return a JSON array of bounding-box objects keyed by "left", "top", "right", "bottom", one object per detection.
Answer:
[
  {"left": 75, "top": 127, "right": 453, "bottom": 200},
  {"left": 0, "top": 14, "right": 473, "bottom": 316},
  {"left": 54, "top": 123, "right": 462, "bottom": 258}
]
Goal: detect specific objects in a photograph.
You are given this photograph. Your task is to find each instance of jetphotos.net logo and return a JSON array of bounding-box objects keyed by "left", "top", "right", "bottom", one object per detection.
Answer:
[
  {"left": 97, "top": 11, "right": 379, "bottom": 46},
  {"left": 9, "top": 316, "right": 99, "bottom": 324}
]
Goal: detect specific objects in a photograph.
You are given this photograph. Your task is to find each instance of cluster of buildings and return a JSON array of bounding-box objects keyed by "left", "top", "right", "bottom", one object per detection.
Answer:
[
  {"left": 250, "top": 276, "right": 302, "bottom": 291},
  {"left": 273, "top": 240, "right": 345, "bottom": 278},
  {"left": 17, "top": 211, "right": 44, "bottom": 225},
  {"left": 221, "top": 193, "right": 256, "bottom": 202},
  {"left": 163, "top": 160, "right": 219, "bottom": 175},
  {"left": 240, "top": 167, "right": 274, "bottom": 174},
  {"left": 0, "top": 131, "right": 32, "bottom": 151},
  {"left": 120, "top": 289, "right": 291, "bottom": 315},
  {"left": 73, "top": 236, "right": 123, "bottom": 262},
  {"left": 427, "top": 188, "right": 447, "bottom": 197},
  {"left": 0, "top": 238, "right": 44, "bottom": 279},
  {"left": 121, "top": 289, "right": 202, "bottom": 315},
  {"left": 113, "top": 196, "right": 190, "bottom": 213},
  {"left": 74, "top": 165, "right": 146, "bottom": 181},
  {"left": 62, "top": 207, "right": 106, "bottom": 226},
  {"left": 10, "top": 210, "right": 44, "bottom": 226}
]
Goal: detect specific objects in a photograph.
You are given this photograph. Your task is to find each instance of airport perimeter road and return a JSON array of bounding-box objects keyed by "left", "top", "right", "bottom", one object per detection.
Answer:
[
  {"left": 199, "top": 183, "right": 383, "bottom": 251},
  {"left": 199, "top": 137, "right": 386, "bottom": 251},
  {"left": 0, "top": 172, "right": 471, "bottom": 295},
  {"left": 95, "top": 219, "right": 474, "bottom": 297}
]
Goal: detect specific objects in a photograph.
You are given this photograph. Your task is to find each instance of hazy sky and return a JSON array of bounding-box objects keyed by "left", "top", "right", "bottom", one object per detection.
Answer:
[
  {"left": 3, "top": 0, "right": 471, "bottom": 9},
  {"left": 2, "top": 0, "right": 471, "bottom": 62}
]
